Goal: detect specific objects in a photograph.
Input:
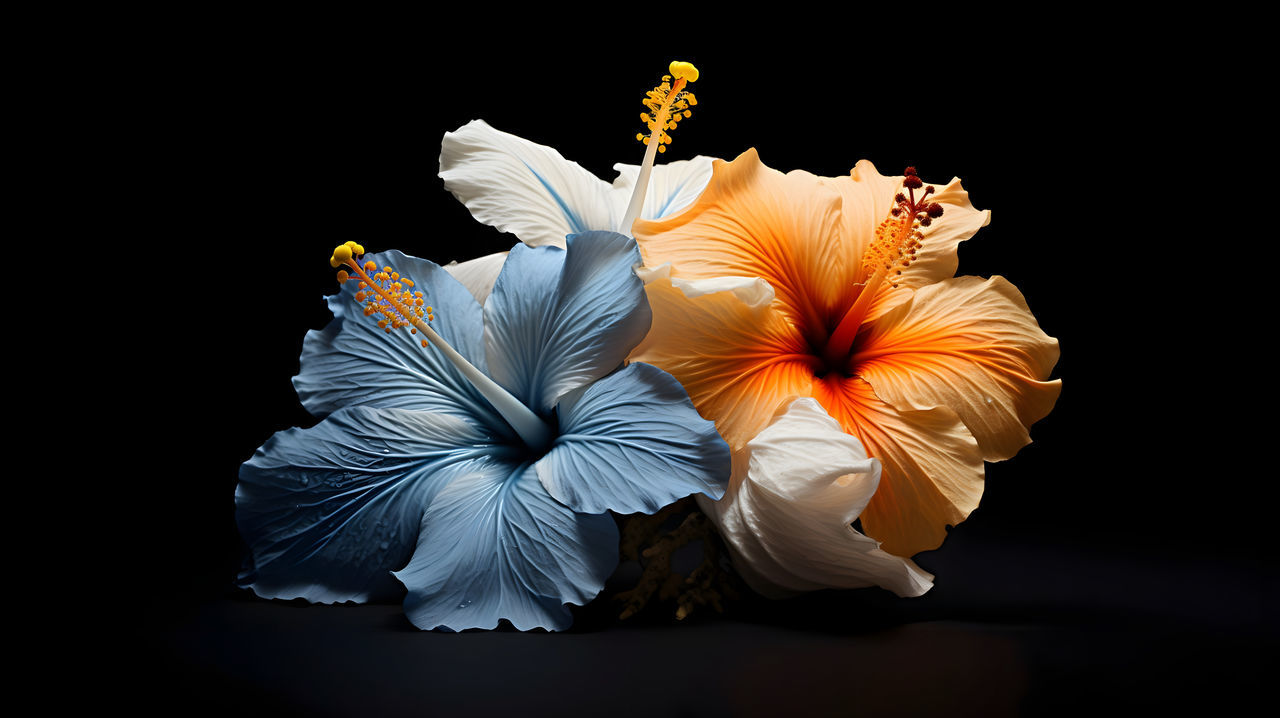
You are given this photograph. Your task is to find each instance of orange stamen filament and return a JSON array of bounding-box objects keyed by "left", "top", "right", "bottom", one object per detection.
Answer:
[
  {"left": 342, "top": 258, "right": 553, "bottom": 451},
  {"left": 822, "top": 179, "right": 932, "bottom": 370}
]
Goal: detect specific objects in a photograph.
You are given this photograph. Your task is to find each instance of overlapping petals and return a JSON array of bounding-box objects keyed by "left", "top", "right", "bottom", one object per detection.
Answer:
[
  {"left": 702, "top": 399, "right": 933, "bottom": 599},
  {"left": 632, "top": 149, "right": 1060, "bottom": 558},
  {"left": 238, "top": 232, "right": 729, "bottom": 631},
  {"left": 440, "top": 120, "right": 715, "bottom": 245},
  {"left": 484, "top": 232, "right": 652, "bottom": 415}
]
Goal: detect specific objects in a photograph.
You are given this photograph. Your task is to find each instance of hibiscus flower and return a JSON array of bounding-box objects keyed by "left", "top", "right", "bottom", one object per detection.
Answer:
[
  {"left": 630, "top": 150, "right": 1061, "bottom": 558},
  {"left": 237, "top": 231, "right": 730, "bottom": 631}
]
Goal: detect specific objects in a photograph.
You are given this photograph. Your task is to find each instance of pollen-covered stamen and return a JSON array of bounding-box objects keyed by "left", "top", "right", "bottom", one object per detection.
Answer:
[
  {"left": 822, "top": 168, "right": 946, "bottom": 369},
  {"left": 619, "top": 60, "right": 700, "bottom": 235},
  {"left": 636, "top": 61, "right": 699, "bottom": 154},
  {"left": 330, "top": 244, "right": 553, "bottom": 451}
]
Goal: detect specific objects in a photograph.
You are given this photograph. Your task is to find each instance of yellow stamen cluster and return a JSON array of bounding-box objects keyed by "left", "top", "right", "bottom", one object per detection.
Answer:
[
  {"left": 330, "top": 244, "right": 436, "bottom": 348},
  {"left": 863, "top": 213, "right": 922, "bottom": 289},
  {"left": 635, "top": 61, "right": 698, "bottom": 154},
  {"left": 861, "top": 170, "right": 944, "bottom": 289}
]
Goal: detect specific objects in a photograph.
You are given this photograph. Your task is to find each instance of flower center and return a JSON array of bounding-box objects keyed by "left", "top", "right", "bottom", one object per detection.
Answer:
[
  {"left": 330, "top": 242, "right": 554, "bottom": 451},
  {"left": 819, "top": 168, "right": 946, "bottom": 373},
  {"left": 618, "top": 60, "right": 699, "bottom": 235}
]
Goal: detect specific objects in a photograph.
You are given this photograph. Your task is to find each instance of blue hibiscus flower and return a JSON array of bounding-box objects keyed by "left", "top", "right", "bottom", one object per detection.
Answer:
[{"left": 236, "top": 231, "right": 730, "bottom": 631}]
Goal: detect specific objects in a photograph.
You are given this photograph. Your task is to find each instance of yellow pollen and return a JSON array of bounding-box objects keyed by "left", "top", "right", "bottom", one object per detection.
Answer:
[
  {"left": 330, "top": 248, "right": 439, "bottom": 342},
  {"left": 636, "top": 61, "right": 698, "bottom": 149}
]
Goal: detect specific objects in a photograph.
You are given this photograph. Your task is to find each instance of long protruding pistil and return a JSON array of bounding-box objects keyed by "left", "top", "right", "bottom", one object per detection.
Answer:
[
  {"left": 821, "top": 169, "right": 944, "bottom": 370},
  {"left": 334, "top": 245, "right": 553, "bottom": 451},
  {"left": 618, "top": 61, "right": 699, "bottom": 235}
]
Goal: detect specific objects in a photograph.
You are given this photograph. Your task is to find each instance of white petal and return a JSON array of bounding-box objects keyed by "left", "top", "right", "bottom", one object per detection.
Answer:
[
  {"left": 444, "top": 251, "right": 508, "bottom": 305},
  {"left": 439, "top": 120, "right": 616, "bottom": 248},
  {"left": 609, "top": 155, "right": 716, "bottom": 222},
  {"left": 700, "top": 398, "right": 933, "bottom": 598}
]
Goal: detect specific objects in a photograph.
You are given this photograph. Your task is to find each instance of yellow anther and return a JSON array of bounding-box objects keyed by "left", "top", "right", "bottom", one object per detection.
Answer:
[
  {"left": 364, "top": 261, "right": 376, "bottom": 272},
  {"left": 669, "top": 60, "right": 699, "bottom": 82},
  {"left": 336, "top": 269, "right": 350, "bottom": 283},
  {"left": 329, "top": 255, "right": 341, "bottom": 268},
  {"left": 333, "top": 244, "right": 353, "bottom": 263},
  {"left": 636, "top": 62, "right": 698, "bottom": 149}
]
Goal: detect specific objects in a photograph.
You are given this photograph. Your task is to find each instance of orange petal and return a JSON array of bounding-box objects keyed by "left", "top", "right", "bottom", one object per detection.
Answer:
[
  {"left": 822, "top": 160, "right": 991, "bottom": 289},
  {"left": 813, "top": 374, "right": 984, "bottom": 557},
  {"left": 630, "top": 266, "right": 817, "bottom": 451},
  {"left": 854, "top": 275, "right": 1061, "bottom": 461},
  {"left": 633, "top": 148, "right": 854, "bottom": 332}
]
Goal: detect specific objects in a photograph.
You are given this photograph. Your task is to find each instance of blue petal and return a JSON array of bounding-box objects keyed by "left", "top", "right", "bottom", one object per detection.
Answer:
[
  {"left": 483, "top": 231, "right": 652, "bottom": 415},
  {"left": 394, "top": 461, "right": 618, "bottom": 631},
  {"left": 236, "top": 405, "right": 505, "bottom": 603},
  {"left": 537, "top": 362, "right": 730, "bottom": 515},
  {"left": 293, "top": 250, "right": 505, "bottom": 433}
]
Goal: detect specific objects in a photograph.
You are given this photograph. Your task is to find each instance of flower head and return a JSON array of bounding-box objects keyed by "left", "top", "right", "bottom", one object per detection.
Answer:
[
  {"left": 631, "top": 150, "right": 1061, "bottom": 558},
  {"left": 237, "top": 232, "right": 730, "bottom": 630}
]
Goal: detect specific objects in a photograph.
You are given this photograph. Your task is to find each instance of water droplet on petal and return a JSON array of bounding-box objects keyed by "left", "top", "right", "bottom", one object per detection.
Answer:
[{"left": 457, "top": 599, "right": 472, "bottom": 609}]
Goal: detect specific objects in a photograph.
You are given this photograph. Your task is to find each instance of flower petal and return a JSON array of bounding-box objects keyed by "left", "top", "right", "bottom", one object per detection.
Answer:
[
  {"left": 821, "top": 161, "right": 991, "bottom": 290},
  {"left": 702, "top": 398, "right": 933, "bottom": 598},
  {"left": 394, "top": 461, "right": 618, "bottom": 631},
  {"left": 812, "top": 375, "right": 984, "bottom": 557},
  {"left": 444, "top": 250, "right": 509, "bottom": 305},
  {"left": 294, "top": 250, "right": 501, "bottom": 430},
  {"left": 630, "top": 265, "right": 816, "bottom": 451},
  {"left": 484, "top": 231, "right": 651, "bottom": 415},
  {"left": 633, "top": 148, "right": 856, "bottom": 329},
  {"left": 537, "top": 362, "right": 730, "bottom": 515},
  {"left": 855, "top": 275, "right": 1061, "bottom": 461},
  {"left": 236, "top": 406, "right": 498, "bottom": 604},
  {"left": 439, "top": 120, "right": 615, "bottom": 248},
  {"left": 608, "top": 155, "right": 716, "bottom": 223}
]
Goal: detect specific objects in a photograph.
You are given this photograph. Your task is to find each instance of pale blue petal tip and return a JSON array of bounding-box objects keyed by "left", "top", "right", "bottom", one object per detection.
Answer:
[{"left": 394, "top": 463, "right": 618, "bottom": 632}]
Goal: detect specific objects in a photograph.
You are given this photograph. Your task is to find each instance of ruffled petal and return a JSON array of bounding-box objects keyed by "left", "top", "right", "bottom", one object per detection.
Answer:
[
  {"left": 293, "top": 250, "right": 501, "bottom": 431},
  {"left": 444, "top": 250, "right": 509, "bottom": 306},
  {"left": 633, "top": 148, "right": 855, "bottom": 330},
  {"left": 439, "top": 120, "right": 615, "bottom": 248},
  {"left": 236, "top": 406, "right": 498, "bottom": 604},
  {"left": 537, "top": 362, "right": 730, "bottom": 515},
  {"left": 701, "top": 398, "right": 933, "bottom": 598},
  {"left": 394, "top": 461, "right": 618, "bottom": 631},
  {"left": 812, "top": 375, "right": 984, "bottom": 557},
  {"left": 821, "top": 161, "right": 991, "bottom": 290},
  {"left": 608, "top": 155, "right": 716, "bottom": 223},
  {"left": 484, "top": 231, "right": 651, "bottom": 415},
  {"left": 630, "top": 265, "right": 816, "bottom": 451},
  {"left": 855, "top": 276, "right": 1061, "bottom": 461}
]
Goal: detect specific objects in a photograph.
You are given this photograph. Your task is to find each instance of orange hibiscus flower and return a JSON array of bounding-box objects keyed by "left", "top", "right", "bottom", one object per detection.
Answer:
[{"left": 630, "top": 149, "right": 1061, "bottom": 557}]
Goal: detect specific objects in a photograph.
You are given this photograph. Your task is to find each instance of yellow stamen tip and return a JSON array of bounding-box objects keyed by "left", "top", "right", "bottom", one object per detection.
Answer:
[
  {"left": 333, "top": 244, "right": 353, "bottom": 262},
  {"left": 329, "top": 256, "right": 341, "bottom": 268},
  {"left": 336, "top": 269, "right": 350, "bottom": 283},
  {"left": 669, "top": 61, "right": 699, "bottom": 82}
]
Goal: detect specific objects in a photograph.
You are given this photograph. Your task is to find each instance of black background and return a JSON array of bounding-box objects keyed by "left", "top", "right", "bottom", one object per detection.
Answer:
[{"left": 110, "top": 26, "right": 1271, "bottom": 716}]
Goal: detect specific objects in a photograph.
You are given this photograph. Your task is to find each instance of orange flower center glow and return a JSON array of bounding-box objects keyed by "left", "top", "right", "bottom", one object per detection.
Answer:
[{"left": 817, "top": 169, "right": 945, "bottom": 375}]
